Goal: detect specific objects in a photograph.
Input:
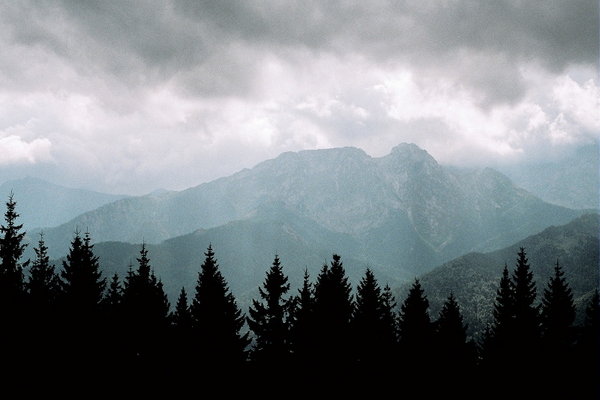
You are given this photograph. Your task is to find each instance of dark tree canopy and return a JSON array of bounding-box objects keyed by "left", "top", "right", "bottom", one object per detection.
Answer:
[
  {"left": 247, "top": 255, "right": 292, "bottom": 364},
  {"left": 60, "top": 232, "right": 106, "bottom": 317},
  {"left": 0, "top": 193, "right": 28, "bottom": 305},
  {"left": 27, "top": 233, "right": 60, "bottom": 311},
  {"left": 541, "top": 261, "right": 576, "bottom": 351},
  {"left": 398, "top": 279, "right": 433, "bottom": 358},
  {"left": 313, "top": 254, "right": 354, "bottom": 365},
  {"left": 352, "top": 268, "right": 394, "bottom": 364},
  {"left": 289, "top": 269, "right": 316, "bottom": 365},
  {"left": 435, "top": 292, "right": 474, "bottom": 373},
  {"left": 191, "top": 245, "right": 249, "bottom": 365}
]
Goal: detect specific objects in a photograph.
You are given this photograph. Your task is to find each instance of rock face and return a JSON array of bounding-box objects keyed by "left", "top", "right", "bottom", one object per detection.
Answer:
[{"left": 39, "top": 143, "right": 582, "bottom": 275}]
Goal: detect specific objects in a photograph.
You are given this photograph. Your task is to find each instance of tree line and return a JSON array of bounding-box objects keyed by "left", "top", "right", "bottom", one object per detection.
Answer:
[{"left": 0, "top": 194, "right": 598, "bottom": 396}]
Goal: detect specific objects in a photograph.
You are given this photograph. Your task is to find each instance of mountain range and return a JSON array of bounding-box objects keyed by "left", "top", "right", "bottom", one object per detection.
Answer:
[{"left": 33, "top": 143, "right": 583, "bottom": 275}]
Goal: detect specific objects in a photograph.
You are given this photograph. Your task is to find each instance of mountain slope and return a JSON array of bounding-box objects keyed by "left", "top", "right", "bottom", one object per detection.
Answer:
[
  {"left": 0, "top": 177, "right": 127, "bottom": 230},
  {"left": 498, "top": 142, "right": 599, "bottom": 210},
  {"left": 397, "top": 213, "right": 600, "bottom": 337},
  {"left": 40, "top": 144, "right": 583, "bottom": 274},
  {"left": 83, "top": 203, "right": 407, "bottom": 307}
]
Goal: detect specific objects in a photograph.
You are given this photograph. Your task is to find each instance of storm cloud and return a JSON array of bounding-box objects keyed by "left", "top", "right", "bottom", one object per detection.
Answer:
[{"left": 0, "top": 0, "right": 597, "bottom": 194}]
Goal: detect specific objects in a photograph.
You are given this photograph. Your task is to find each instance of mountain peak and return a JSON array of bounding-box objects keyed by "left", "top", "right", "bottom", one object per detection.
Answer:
[{"left": 389, "top": 143, "right": 435, "bottom": 161}]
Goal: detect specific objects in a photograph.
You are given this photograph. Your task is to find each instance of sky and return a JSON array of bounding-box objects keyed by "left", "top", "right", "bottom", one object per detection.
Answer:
[{"left": 0, "top": 0, "right": 598, "bottom": 195}]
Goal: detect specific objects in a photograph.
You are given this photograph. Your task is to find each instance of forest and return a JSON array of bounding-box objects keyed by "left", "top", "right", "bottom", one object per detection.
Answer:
[{"left": 0, "top": 193, "right": 598, "bottom": 397}]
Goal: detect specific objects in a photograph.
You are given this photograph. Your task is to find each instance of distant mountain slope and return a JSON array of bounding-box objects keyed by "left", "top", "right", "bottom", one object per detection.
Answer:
[
  {"left": 81, "top": 203, "right": 408, "bottom": 307},
  {"left": 498, "top": 142, "right": 599, "bottom": 210},
  {"left": 397, "top": 213, "right": 600, "bottom": 337},
  {"left": 40, "top": 144, "right": 583, "bottom": 276},
  {"left": 0, "top": 177, "right": 127, "bottom": 230}
]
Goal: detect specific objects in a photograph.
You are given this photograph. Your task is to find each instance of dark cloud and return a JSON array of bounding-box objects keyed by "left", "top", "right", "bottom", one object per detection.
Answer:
[{"left": 2, "top": 0, "right": 595, "bottom": 101}]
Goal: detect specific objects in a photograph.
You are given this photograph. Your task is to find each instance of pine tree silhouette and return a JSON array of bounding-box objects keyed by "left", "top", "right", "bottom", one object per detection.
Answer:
[
  {"left": 27, "top": 233, "right": 60, "bottom": 314},
  {"left": 481, "top": 264, "right": 514, "bottom": 369},
  {"left": 313, "top": 254, "right": 354, "bottom": 367},
  {"left": 0, "top": 193, "right": 28, "bottom": 311},
  {"left": 511, "top": 247, "right": 540, "bottom": 371},
  {"left": 247, "top": 255, "right": 292, "bottom": 365},
  {"left": 173, "top": 287, "right": 192, "bottom": 332},
  {"left": 122, "top": 244, "right": 170, "bottom": 369},
  {"left": 25, "top": 232, "right": 61, "bottom": 371},
  {"left": 59, "top": 231, "right": 106, "bottom": 372},
  {"left": 398, "top": 279, "right": 433, "bottom": 374},
  {"left": 289, "top": 269, "right": 316, "bottom": 366},
  {"left": 352, "top": 268, "right": 390, "bottom": 364},
  {"left": 434, "top": 293, "right": 475, "bottom": 377},
  {"left": 541, "top": 261, "right": 575, "bottom": 356},
  {"left": 170, "top": 287, "right": 193, "bottom": 376},
  {"left": 380, "top": 284, "right": 399, "bottom": 354},
  {"left": 190, "top": 245, "right": 249, "bottom": 369}
]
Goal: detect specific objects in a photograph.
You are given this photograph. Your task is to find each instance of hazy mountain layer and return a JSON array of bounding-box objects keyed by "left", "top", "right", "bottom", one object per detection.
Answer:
[
  {"left": 498, "top": 142, "right": 599, "bottom": 210},
  {"left": 0, "top": 177, "right": 127, "bottom": 230}
]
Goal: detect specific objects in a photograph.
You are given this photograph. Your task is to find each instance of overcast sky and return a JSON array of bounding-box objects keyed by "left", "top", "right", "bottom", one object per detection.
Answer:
[{"left": 0, "top": 1, "right": 597, "bottom": 194}]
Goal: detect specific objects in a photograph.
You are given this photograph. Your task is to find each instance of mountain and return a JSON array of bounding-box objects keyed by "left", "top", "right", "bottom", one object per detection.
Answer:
[
  {"left": 74, "top": 203, "right": 408, "bottom": 307},
  {"left": 397, "top": 213, "right": 600, "bottom": 337},
  {"left": 38, "top": 143, "right": 583, "bottom": 275},
  {"left": 0, "top": 177, "right": 127, "bottom": 230},
  {"left": 498, "top": 142, "right": 599, "bottom": 210}
]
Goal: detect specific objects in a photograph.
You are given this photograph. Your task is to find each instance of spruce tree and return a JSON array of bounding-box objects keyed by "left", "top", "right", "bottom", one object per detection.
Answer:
[
  {"left": 172, "top": 287, "right": 192, "bottom": 331},
  {"left": 398, "top": 279, "right": 433, "bottom": 372},
  {"left": 122, "top": 244, "right": 170, "bottom": 366},
  {"left": 190, "top": 245, "right": 249, "bottom": 366},
  {"left": 25, "top": 233, "right": 60, "bottom": 368},
  {"left": 380, "top": 284, "right": 398, "bottom": 352},
  {"left": 59, "top": 231, "right": 106, "bottom": 370},
  {"left": 27, "top": 233, "right": 60, "bottom": 312},
  {"left": 435, "top": 293, "right": 474, "bottom": 374},
  {"left": 60, "top": 232, "right": 106, "bottom": 317},
  {"left": 0, "top": 193, "right": 28, "bottom": 307},
  {"left": 289, "top": 269, "right": 316, "bottom": 365},
  {"left": 247, "top": 255, "right": 292, "bottom": 365},
  {"left": 541, "top": 261, "right": 575, "bottom": 355},
  {"left": 313, "top": 254, "right": 354, "bottom": 366},
  {"left": 482, "top": 264, "right": 514, "bottom": 367},
  {"left": 352, "top": 268, "right": 387, "bottom": 364},
  {"left": 511, "top": 247, "right": 540, "bottom": 368},
  {"left": 170, "top": 287, "right": 193, "bottom": 374}
]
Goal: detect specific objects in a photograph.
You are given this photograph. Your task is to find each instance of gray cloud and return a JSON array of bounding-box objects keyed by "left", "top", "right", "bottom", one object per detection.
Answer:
[{"left": 0, "top": 0, "right": 597, "bottom": 194}]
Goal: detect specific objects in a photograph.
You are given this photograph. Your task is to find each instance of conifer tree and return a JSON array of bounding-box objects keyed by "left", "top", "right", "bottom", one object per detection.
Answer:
[
  {"left": 25, "top": 233, "right": 60, "bottom": 367},
  {"left": 0, "top": 193, "right": 28, "bottom": 307},
  {"left": 104, "top": 273, "right": 123, "bottom": 312},
  {"left": 190, "top": 245, "right": 249, "bottom": 366},
  {"left": 482, "top": 264, "right": 514, "bottom": 366},
  {"left": 27, "top": 233, "right": 60, "bottom": 312},
  {"left": 247, "top": 255, "right": 292, "bottom": 364},
  {"left": 398, "top": 279, "right": 433, "bottom": 372},
  {"left": 60, "top": 232, "right": 106, "bottom": 317},
  {"left": 511, "top": 247, "right": 540, "bottom": 368},
  {"left": 289, "top": 269, "right": 316, "bottom": 364},
  {"left": 172, "top": 287, "right": 192, "bottom": 331},
  {"left": 122, "top": 244, "right": 170, "bottom": 365},
  {"left": 380, "top": 284, "right": 398, "bottom": 351},
  {"left": 541, "top": 261, "right": 575, "bottom": 355},
  {"left": 59, "top": 231, "right": 106, "bottom": 369},
  {"left": 313, "top": 254, "right": 354, "bottom": 366},
  {"left": 352, "top": 268, "right": 387, "bottom": 364},
  {"left": 435, "top": 293, "right": 474, "bottom": 374}
]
